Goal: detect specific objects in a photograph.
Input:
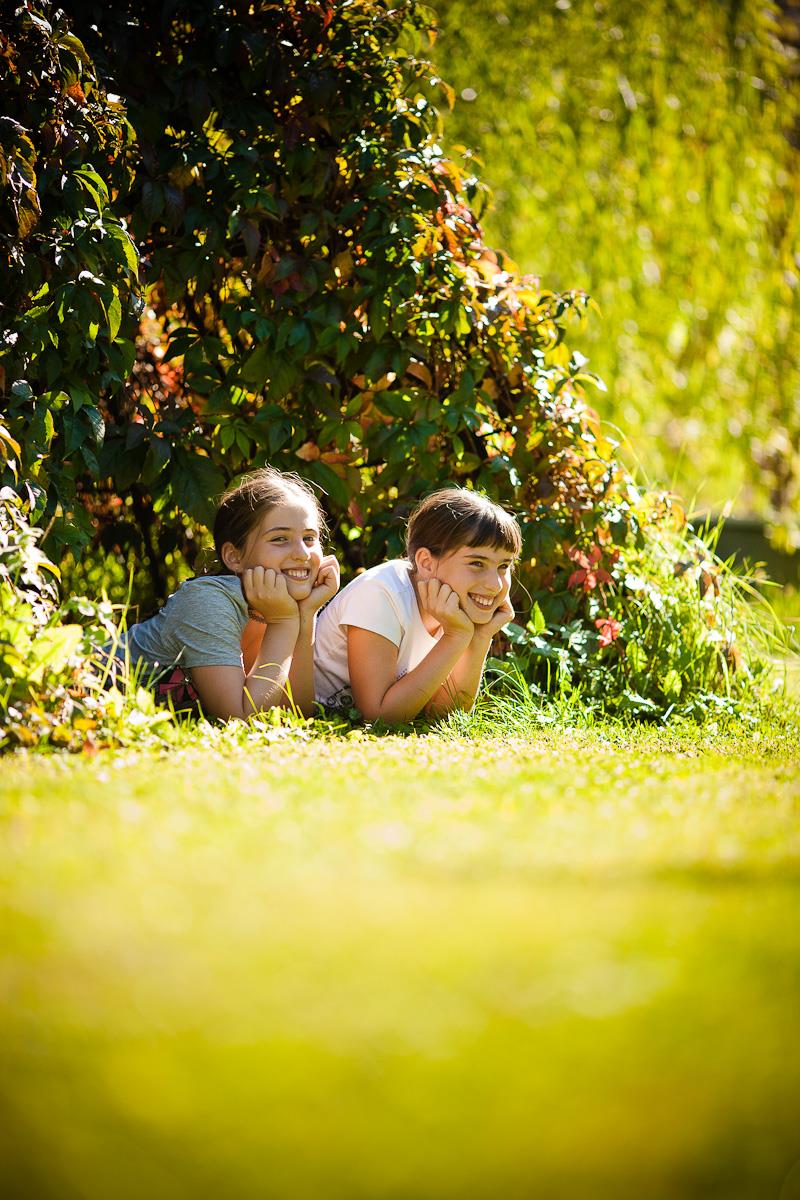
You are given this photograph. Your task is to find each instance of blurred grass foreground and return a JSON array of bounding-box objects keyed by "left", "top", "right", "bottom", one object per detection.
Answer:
[{"left": 1, "top": 723, "right": 799, "bottom": 1199}]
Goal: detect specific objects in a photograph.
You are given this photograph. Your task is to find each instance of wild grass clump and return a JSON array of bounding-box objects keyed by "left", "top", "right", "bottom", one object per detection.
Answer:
[
  {"left": 443, "top": 664, "right": 800, "bottom": 759},
  {"left": 0, "top": 490, "right": 181, "bottom": 752},
  {"left": 504, "top": 505, "right": 795, "bottom": 721}
]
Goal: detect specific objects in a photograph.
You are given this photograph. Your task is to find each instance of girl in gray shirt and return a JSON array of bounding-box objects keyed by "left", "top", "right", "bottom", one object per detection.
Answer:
[{"left": 118, "top": 468, "right": 339, "bottom": 719}]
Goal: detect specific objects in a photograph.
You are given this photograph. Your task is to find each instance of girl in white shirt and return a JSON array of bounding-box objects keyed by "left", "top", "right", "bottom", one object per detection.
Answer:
[{"left": 314, "top": 488, "right": 521, "bottom": 723}]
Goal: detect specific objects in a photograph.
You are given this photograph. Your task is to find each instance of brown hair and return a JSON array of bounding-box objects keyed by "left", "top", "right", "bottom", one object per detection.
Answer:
[
  {"left": 406, "top": 488, "right": 522, "bottom": 563},
  {"left": 212, "top": 468, "right": 327, "bottom": 570}
]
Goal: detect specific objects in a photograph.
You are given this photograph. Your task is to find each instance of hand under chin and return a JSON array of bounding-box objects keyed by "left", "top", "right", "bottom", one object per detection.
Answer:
[{"left": 467, "top": 602, "right": 495, "bottom": 622}]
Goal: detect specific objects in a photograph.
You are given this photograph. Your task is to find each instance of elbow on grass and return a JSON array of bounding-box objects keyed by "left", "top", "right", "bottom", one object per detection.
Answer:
[{"left": 356, "top": 699, "right": 418, "bottom": 726}]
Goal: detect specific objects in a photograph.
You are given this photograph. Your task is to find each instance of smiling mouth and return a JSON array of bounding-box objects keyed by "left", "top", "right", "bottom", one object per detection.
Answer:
[
  {"left": 468, "top": 593, "right": 495, "bottom": 610},
  {"left": 283, "top": 569, "right": 311, "bottom": 580}
]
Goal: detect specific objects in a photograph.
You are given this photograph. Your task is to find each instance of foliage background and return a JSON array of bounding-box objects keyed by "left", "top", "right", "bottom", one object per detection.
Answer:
[
  {"left": 0, "top": 0, "right": 791, "bottom": 734},
  {"left": 0, "top": 6, "right": 139, "bottom": 548},
  {"left": 432, "top": 0, "right": 800, "bottom": 541}
]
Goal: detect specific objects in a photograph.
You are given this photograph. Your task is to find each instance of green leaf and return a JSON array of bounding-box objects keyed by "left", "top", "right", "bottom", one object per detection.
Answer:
[
  {"left": 27, "top": 404, "right": 55, "bottom": 453},
  {"left": 627, "top": 642, "right": 647, "bottom": 674},
  {"left": 663, "top": 669, "right": 683, "bottom": 701},
  {"left": 81, "top": 442, "right": 100, "bottom": 474},
  {"left": 57, "top": 32, "right": 91, "bottom": 64},
  {"left": 373, "top": 390, "right": 416, "bottom": 419},
  {"left": 105, "top": 224, "right": 139, "bottom": 274},
  {"left": 171, "top": 449, "right": 226, "bottom": 525},
  {"left": 142, "top": 437, "right": 172, "bottom": 484},
  {"left": 300, "top": 460, "right": 350, "bottom": 509},
  {"left": 241, "top": 344, "right": 273, "bottom": 386},
  {"left": 162, "top": 329, "right": 199, "bottom": 362},
  {"left": 369, "top": 297, "right": 388, "bottom": 341},
  {"left": 28, "top": 625, "right": 83, "bottom": 683},
  {"left": 70, "top": 385, "right": 90, "bottom": 412},
  {"left": 74, "top": 167, "right": 109, "bottom": 212},
  {"left": 16, "top": 192, "right": 41, "bottom": 239},
  {"left": 115, "top": 339, "right": 136, "bottom": 378},
  {"left": 619, "top": 690, "right": 660, "bottom": 715},
  {"left": 106, "top": 440, "right": 147, "bottom": 490},
  {"left": 84, "top": 405, "right": 106, "bottom": 445},
  {"left": 62, "top": 411, "right": 86, "bottom": 455},
  {"left": 528, "top": 602, "right": 547, "bottom": 636},
  {"left": 20, "top": 11, "right": 52, "bottom": 34},
  {"left": 241, "top": 346, "right": 298, "bottom": 399},
  {"left": 287, "top": 321, "right": 311, "bottom": 356},
  {"left": 107, "top": 292, "right": 122, "bottom": 341},
  {"left": 23, "top": 304, "right": 51, "bottom": 320}
]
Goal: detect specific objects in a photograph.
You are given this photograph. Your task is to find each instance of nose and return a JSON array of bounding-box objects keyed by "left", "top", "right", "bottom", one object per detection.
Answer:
[{"left": 288, "top": 538, "right": 311, "bottom": 562}]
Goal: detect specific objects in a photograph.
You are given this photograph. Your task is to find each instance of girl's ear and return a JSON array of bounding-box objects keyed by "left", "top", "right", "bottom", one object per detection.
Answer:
[
  {"left": 220, "top": 540, "right": 243, "bottom": 573},
  {"left": 414, "top": 547, "right": 436, "bottom": 578}
]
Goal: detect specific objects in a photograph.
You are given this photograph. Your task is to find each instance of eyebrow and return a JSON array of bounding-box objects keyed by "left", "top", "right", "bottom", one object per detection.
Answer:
[
  {"left": 465, "top": 551, "right": 512, "bottom": 563},
  {"left": 263, "top": 526, "right": 318, "bottom": 534}
]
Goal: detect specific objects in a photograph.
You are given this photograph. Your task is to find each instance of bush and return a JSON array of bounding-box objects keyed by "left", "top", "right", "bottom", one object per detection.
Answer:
[
  {"left": 0, "top": 485, "right": 106, "bottom": 748},
  {"left": 0, "top": 477, "right": 185, "bottom": 751},
  {"left": 61, "top": 0, "right": 611, "bottom": 561},
  {"left": 0, "top": 0, "right": 780, "bottom": 724},
  {"left": 0, "top": 4, "right": 140, "bottom": 556},
  {"left": 501, "top": 499, "right": 776, "bottom": 719}
]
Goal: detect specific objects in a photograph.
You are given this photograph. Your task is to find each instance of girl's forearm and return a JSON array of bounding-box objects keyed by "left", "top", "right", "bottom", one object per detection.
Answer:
[
  {"left": 426, "top": 633, "right": 493, "bottom": 717},
  {"left": 370, "top": 631, "right": 472, "bottom": 724},
  {"left": 241, "top": 619, "right": 266, "bottom": 675},
  {"left": 243, "top": 618, "right": 300, "bottom": 716},
  {"left": 286, "top": 614, "right": 316, "bottom": 716}
]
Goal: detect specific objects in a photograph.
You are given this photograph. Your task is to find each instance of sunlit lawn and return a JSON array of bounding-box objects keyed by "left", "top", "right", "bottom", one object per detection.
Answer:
[{"left": 1, "top": 718, "right": 799, "bottom": 1199}]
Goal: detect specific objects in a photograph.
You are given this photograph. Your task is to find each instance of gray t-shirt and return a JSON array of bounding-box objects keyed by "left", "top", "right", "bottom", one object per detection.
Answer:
[{"left": 123, "top": 575, "right": 249, "bottom": 674}]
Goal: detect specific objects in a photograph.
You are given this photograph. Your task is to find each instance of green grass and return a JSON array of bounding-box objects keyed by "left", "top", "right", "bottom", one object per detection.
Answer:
[{"left": 1, "top": 712, "right": 799, "bottom": 1199}]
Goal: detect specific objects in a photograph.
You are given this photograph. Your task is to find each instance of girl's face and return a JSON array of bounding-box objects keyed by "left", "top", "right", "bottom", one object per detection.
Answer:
[
  {"left": 235, "top": 500, "right": 323, "bottom": 600},
  {"left": 419, "top": 542, "right": 514, "bottom": 624}
]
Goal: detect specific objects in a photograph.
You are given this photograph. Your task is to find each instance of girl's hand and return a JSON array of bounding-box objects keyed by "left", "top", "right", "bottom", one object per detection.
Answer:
[
  {"left": 417, "top": 578, "right": 474, "bottom": 639},
  {"left": 475, "top": 596, "right": 515, "bottom": 642},
  {"left": 241, "top": 567, "right": 299, "bottom": 623},
  {"left": 299, "top": 554, "right": 341, "bottom": 617}
]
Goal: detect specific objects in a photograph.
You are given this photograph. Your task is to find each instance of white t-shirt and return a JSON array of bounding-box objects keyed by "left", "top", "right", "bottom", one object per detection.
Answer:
[{"left": 314, "top": 559, "right": 439, "bottom": 708}]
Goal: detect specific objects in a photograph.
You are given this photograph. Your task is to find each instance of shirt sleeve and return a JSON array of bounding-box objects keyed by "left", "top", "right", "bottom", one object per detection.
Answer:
[
  {"left": 337, "top": 576, "right": 404, "bottom": 647},
  {"left": 165, "top": 580, "right": 246, "bottom": 669}
]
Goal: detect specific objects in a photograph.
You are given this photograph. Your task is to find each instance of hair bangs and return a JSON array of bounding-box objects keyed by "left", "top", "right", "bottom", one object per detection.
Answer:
[
  {"left": 405, "top": 487, "right": 522, "bottom": 562},
  {"left": 462, "top": 506, "right": 522, "bottom": 557}
]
